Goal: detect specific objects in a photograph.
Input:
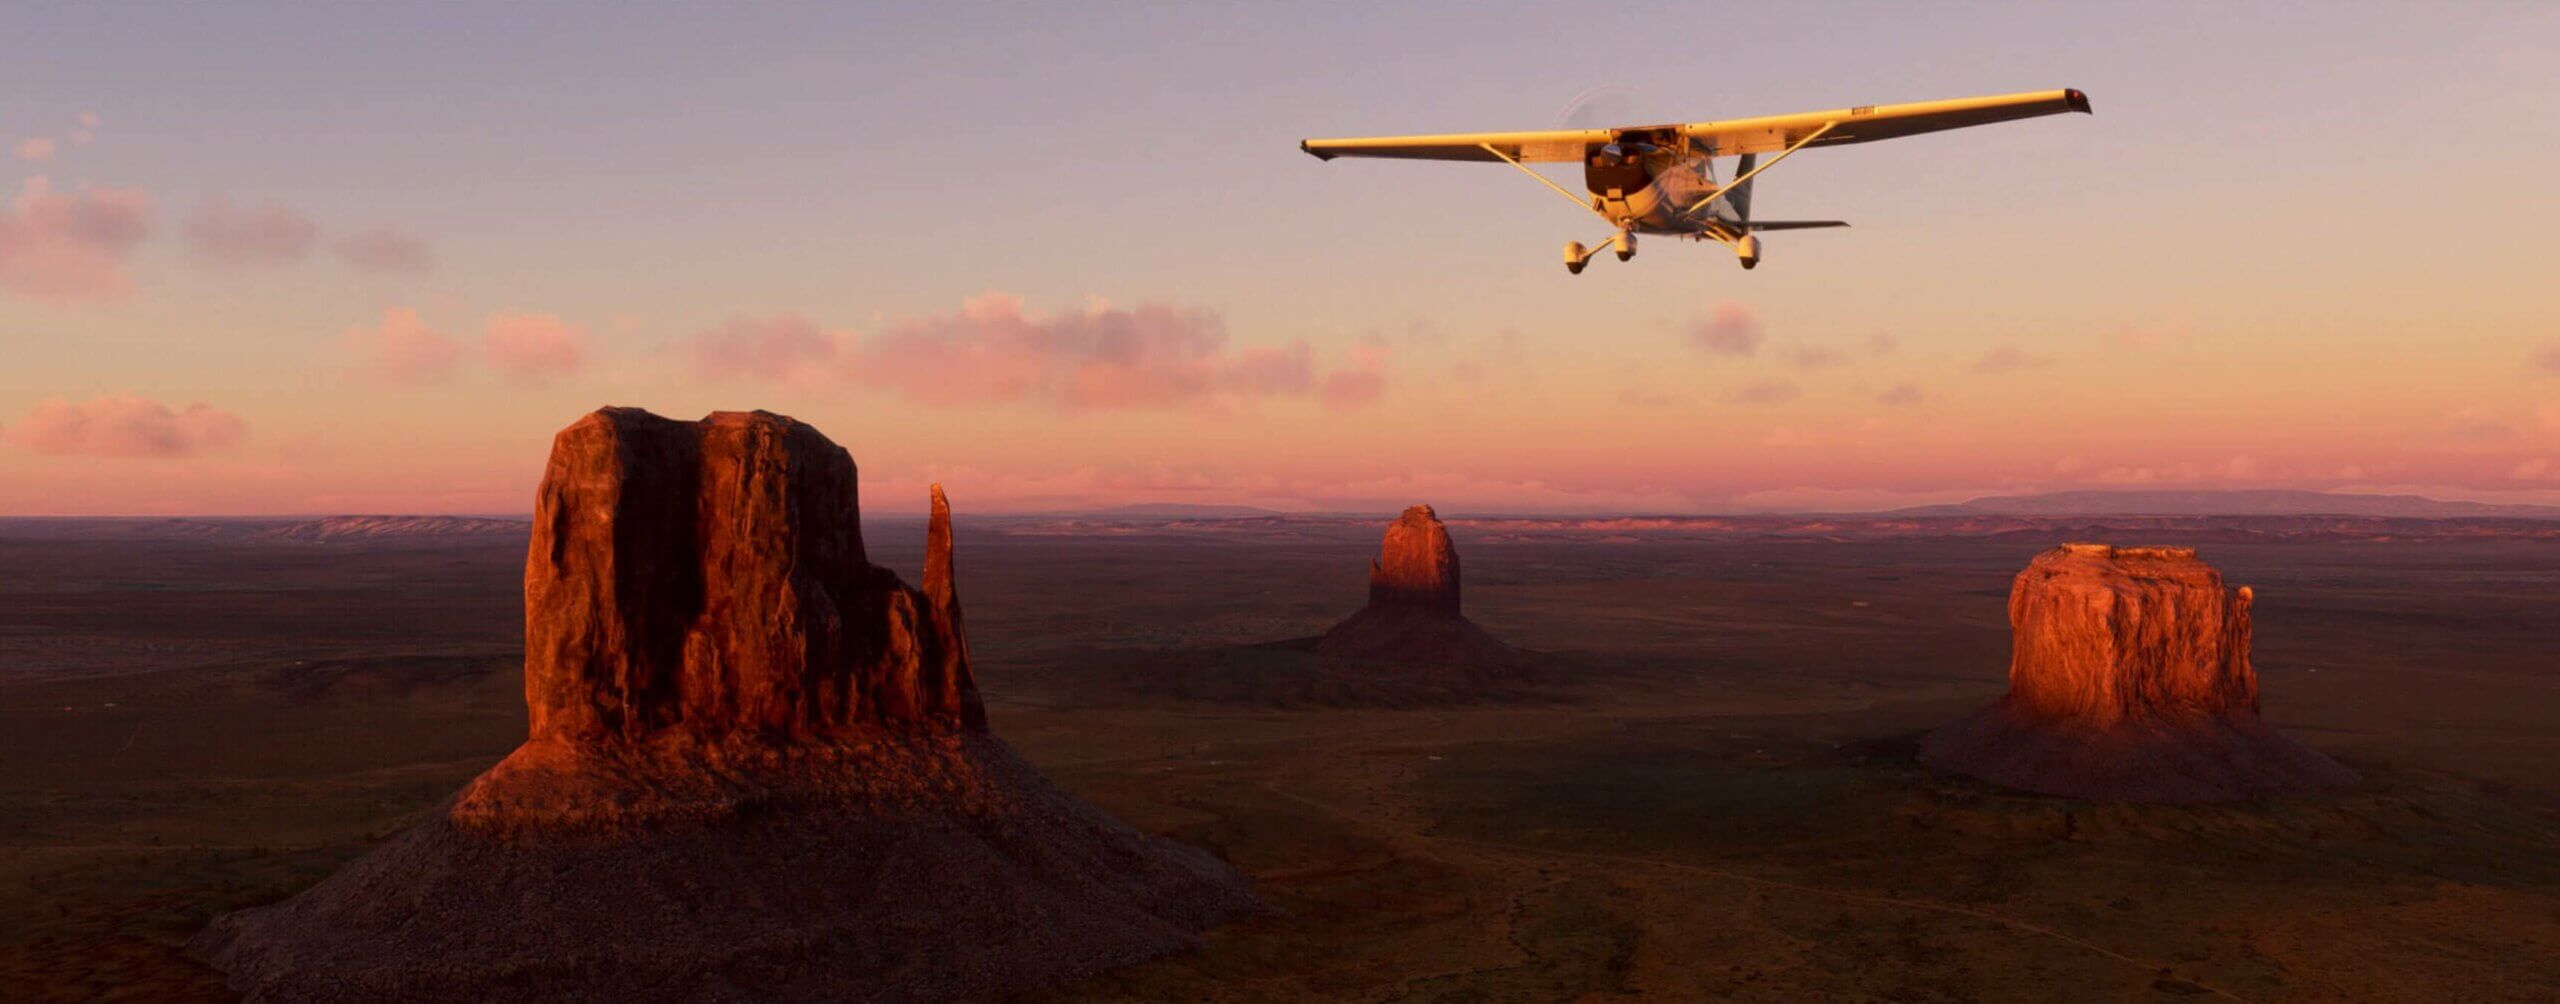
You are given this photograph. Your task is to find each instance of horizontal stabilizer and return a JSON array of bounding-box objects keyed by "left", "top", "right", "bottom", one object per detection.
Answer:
[{"left": 1746, "top": 220, "right": 1850, "bottom": 232}]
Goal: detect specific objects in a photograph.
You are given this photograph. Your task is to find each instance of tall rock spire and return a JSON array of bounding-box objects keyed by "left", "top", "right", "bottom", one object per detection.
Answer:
[
  {"left": 1366, "top": 504, "right": 1462, "bottom": 615},
  {"left": 924, "top": 483, "right": 987, "bottom": 731},
  {"left": 1315, "top": 503, "right": 1521, "bottom": 667}
]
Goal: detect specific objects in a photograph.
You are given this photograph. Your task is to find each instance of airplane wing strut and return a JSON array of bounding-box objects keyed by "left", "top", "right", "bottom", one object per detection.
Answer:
[
  {"left": 1685, "top": 121, "right": 1834, "bottom": 216},
  {"left": 1477, "top": 142, "right": 1611, "bottom": 222}
]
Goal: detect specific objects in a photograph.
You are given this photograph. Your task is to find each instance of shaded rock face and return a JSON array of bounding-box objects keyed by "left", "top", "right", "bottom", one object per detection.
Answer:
[
  {"left": 1315, "top": 504, "right": 1521, "bottom": 668},
  {"left": 523, "top": 408, "right": 982, "bottom": 742},
  {"left": 1920, "top": 543, "right": 2357, "bottom": 803},
  {"left": 195, "top": 408, "right": 1256, "bottom": 1003}
]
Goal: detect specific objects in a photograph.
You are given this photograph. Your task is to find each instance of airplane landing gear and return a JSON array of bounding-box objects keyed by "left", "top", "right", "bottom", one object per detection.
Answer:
[{"left": 1564, "top": 230, "right": 1638, "bottom": 275}]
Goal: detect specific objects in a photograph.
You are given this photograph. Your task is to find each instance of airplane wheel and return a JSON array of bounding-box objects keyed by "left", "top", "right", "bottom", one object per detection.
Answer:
[
  {"left": 1741, "top": 260, "right": 1758, "bottom": 270},
  {"left": 1567, "top": 260, "right": 1586, "bottom": 275}
]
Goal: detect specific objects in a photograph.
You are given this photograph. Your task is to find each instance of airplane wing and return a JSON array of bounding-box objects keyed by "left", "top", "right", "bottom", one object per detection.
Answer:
[
  {"left": 1299, "top": 128, "right": 1608, "bottom": 163},
  {"left": 1299, "top": 89, "right": 2088, "bottom": 163},
  {"left": 1682, "top": 89, "right": 2089, "bottom": 156}
]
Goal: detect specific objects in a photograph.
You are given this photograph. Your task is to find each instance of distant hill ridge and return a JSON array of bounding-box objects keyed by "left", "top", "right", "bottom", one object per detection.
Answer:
[
  {"left": 0, "top": 515, "right": 531, "bottom": 543},
  {"left": 1887, "top": 489, "right": 2560, "bottom": 519},
  {"left": 256, "top": 515, "right": 531, "bottom": 542}
]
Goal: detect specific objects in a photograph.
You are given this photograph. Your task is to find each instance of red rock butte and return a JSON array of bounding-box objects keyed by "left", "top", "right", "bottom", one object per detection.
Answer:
[
  {"left": 1919, "top": 543, "right": 2358, "bottom": 803},
  {"left": 194, "top": 408, "right": 1257, "bottom": 1002},
  {"left": 1314, "top": 504, "right": 1523, "bottom": 667}
]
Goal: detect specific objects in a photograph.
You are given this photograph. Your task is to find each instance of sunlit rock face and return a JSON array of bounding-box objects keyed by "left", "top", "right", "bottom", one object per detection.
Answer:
[
  {"left": 195, "top": 408, "right": 1257, "bottom": 1003},
  {"left": 1365, "top": 504, "right": 1462, "bottom": 614},
  {"left": 1919, "top": 543, "right": 2358, "bottom": 803},
  {"left": 1314, "top": 504, "right": 1520, "bottom": 666}
]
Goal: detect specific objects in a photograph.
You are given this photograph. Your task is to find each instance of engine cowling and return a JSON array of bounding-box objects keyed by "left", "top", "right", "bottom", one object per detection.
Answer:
[{"left": 1736, "top": 233, "right": 1762, "bottom": 270}]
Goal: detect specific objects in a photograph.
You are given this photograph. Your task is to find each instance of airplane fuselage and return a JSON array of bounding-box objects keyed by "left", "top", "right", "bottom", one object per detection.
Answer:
[{"left": 1582, "top": 138, "right": 1741, "bottom": 238}]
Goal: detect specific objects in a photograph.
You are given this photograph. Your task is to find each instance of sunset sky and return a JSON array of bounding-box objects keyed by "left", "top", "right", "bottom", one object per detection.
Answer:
[{"left": 5, "top": 3, "right": 2557, "bottom": 515}]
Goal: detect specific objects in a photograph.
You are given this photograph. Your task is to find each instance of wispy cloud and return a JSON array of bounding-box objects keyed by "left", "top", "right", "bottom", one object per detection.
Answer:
[
  {"left": 344, "top": 307, "right": 464, "bottom": 386},
  {"left": 1876, "top": 382, "right": 1926, "bottom": 406},
  {"left": 667, "top": 292, "right": 1384, "bottom": 412},
  {"left": 1687, "top": 301, "right": 1762, "bottom": 356},
  {"left": 671, "top": 314, "right": 836, "bottom": 385},
  {"left": 184, "top": 197, "right": 319, "bottom": 266},
  {"left": 3, "top": 395, "right": 244, "bottom": 458},
  {"left": 1318, "top": 342, "right": 1388, "bottom": 410},
  {"left": 1969, "top": 345, "right": 2054, "bottom": 374},
  {"left": 12, "top": 137, "right": 56, "bottom": 163},
  {"left": 0, "top": 177, "right": 151, "bottom": 303},
  {"left": 333, "top": 226, "right": 434, "bottom": 274},
  {"left": 1782, "top": 344, "right": 1849, "bottom": 370},
  {"left": 483, "top": 312, "right": 588, "bottom": 384},
  {"left": 1727, "top": 379, "right": 1801, "bottom": 405}
]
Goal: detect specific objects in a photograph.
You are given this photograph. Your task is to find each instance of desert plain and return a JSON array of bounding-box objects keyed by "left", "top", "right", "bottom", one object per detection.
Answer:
[{"left": 3, "top": 511, "right": 2557, "bottom": 1001}]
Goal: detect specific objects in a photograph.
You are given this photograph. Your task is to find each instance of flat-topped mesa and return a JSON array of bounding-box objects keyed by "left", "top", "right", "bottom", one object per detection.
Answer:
[
  {"left": 522, "top": 407, "right": 981, "bottom": 744},
  {"left": 1367, "top": 504, "right": 1462, "bottom": 615},
  {"left": 1920, "top": 542, "right": 2355, "bottom": 802},
  {"left": 2003, "top": 543, "right": 2257, "bottom": 726}
]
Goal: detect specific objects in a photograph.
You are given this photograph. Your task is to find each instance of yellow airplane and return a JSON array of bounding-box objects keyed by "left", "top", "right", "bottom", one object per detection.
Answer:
[{"left": 1302, "top": 88, "right": 2090, "bottom": 273}]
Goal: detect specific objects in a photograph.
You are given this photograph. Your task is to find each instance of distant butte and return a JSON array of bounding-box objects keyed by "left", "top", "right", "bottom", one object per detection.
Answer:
[
  {"left": 194, "top": 407, "right": 1257, "bottom": 1002},
  {"left": 1313, "top": 504, "right": 1527, "bottom": 668},
  {"left": 1919, "top": 543, "right": 2357, "bottom": 802}
]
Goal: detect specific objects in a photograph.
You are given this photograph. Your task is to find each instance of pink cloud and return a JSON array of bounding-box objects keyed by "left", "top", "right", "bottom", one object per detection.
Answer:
[
  {"left": 345, "top": 307, "right": 464, "bottom": 386},
  {"left": 1319, "top": 342, "right": 1388, "bottom": 410},
  {"left": 3, "top": 395, "right": 245, "bottom": 458},
  {"left": 1321, "top": 370, "right": 1384, "bottom": 409},
  {"left": 1687, "top": 301, "right": 1762, "bottom": 356},
  {"left": 13, "top": 137, "right": 56, "bottom": 162},
  {"left": 1969, "top": 345, "right": 2054, "bottom": 374},
  {"left": 0, "top": 177, "right": 151, "bottom": 303},
  {"left": 1728, "top": 379, "right": 1802, "bottom": 405},
  {"left": 69, "top": 112, "right": 98, "bottom": 147},
  {"left": 858, "top": 464, "right": 1702, "bottom": 515},
  {"left": 670, "top": 314, "right": 840, "bottom": 385},
  {"left": 1876, "top": 382, "right": 1926, "bottom": 405},
  {"left": 184, "top": 197, "right": 320, "bottom": 266},
  {"left": 483, "top": 312, "right": 589, "bottom": 384},
  {"left": 1223, "top": 342, "right": 1316, "bottom": 395},
  {"left": 1782, "top": 344, "right": 1849, "bottom": 370},
  {"left": 2115, "top": 320, "right": 2198, "bottom": 349},
  {"left": 2532, "top": 342, "right": 2560, "bottom": 375},
  {"left": 669, "top": 293, "right": 1379, "bottom": 412},
  {"left": 333, "top": 227, "right": 435, "bottom": 273}
]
